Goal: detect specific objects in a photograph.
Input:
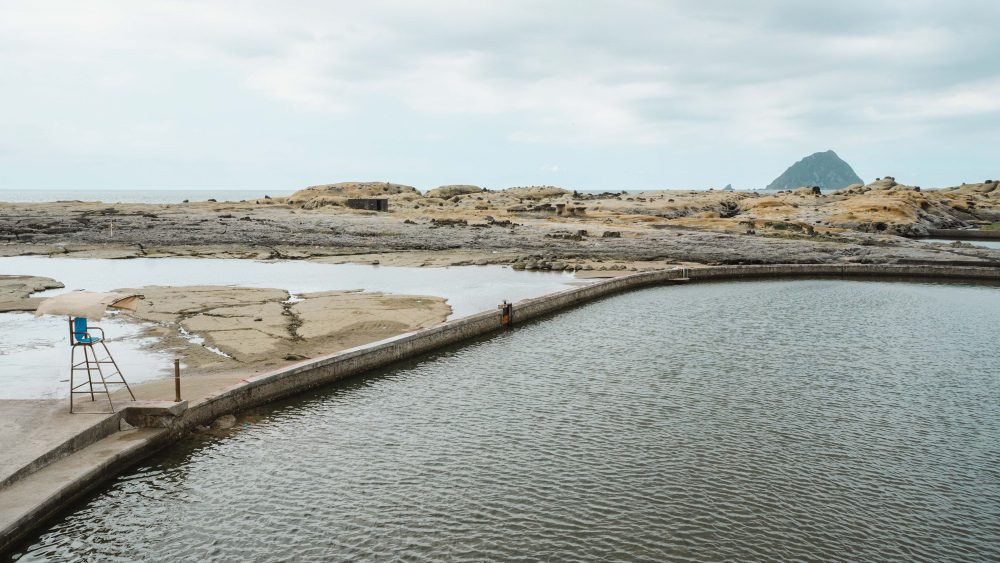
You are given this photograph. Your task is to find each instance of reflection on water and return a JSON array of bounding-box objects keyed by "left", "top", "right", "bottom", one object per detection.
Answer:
[
  {"left": 14, "top": 279, "right": 1000, "bottom": 561},
  {"left": 0, "top": 312, "right": 168, "bottom": 398},
  {"left": 0, "top": 257, "right": 578, "bottom": 398},
  {"left": 920, "top": 237, "right": 1000, "bottom": 249}
]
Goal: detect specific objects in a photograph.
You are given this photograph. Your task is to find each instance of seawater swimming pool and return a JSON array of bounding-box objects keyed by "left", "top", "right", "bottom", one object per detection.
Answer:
[{"left": 12, "top": 278, "right": 1000, "bottom": 561}]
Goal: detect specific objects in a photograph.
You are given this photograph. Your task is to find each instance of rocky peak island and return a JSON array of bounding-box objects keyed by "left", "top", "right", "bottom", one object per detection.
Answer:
[{"left": 767, "top": 150, "right": 864, "bottom": 191}]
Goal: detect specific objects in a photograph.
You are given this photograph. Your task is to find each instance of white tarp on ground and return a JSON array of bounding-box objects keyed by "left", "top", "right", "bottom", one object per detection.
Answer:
[{"left": 34, "top": 291, "right": 143, "bottom": 320}]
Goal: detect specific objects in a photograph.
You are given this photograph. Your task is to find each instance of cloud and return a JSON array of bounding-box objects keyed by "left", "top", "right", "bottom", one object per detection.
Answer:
[
  {"left": 220, "top": 0, "right": 1000, "bottom": 144},
  {"left": 0, "top": 0, "right": 998, "bottom": 188}
]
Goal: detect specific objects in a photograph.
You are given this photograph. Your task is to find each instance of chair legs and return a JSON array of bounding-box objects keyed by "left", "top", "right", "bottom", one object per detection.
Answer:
[
  {"left": 69, "top": 341, "right": 134, "bottom": 414},
  {"left": 100, "top": 340, "right": 135, "bottom": 401}
]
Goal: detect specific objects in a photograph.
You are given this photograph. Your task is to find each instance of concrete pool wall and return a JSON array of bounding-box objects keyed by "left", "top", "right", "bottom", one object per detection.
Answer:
[{"left": 2, "top": 262, "right": 1000, "bottom": 554}]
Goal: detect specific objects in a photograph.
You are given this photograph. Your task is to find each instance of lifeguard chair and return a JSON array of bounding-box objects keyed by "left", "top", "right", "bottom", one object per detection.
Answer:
[
  {"left": 68, "top": 316, "right": 136, "bottom": 413},
  {"left": 35, "top": 291, "right": 144, "bottom": 413}
]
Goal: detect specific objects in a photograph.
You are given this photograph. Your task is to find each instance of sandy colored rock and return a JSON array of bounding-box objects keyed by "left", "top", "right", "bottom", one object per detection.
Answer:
[
  {"left": 2, "top": 178, "right": 999, "bottom": 268},
  {"left": 425, "top": 185, "right": 484, "bottom": 198},
  {"left": 501, "top": 186, "right": 570, "bottom": 199},
  {"left": 0, "top": 275, "right": 64, "bottom": 312},
  {"left": 293, "top": 291, "right": 450, "bottom": 340},
  {"left": 182, "top": 302, "right": 289, "bottom": 339},
  {"left": 0, "top": 275, "right": 64, "bottom": 302},
  {"left": 286, "top": 182, "right": 421, "bottom": 210},
  {"left": 125, "top": 286, "right": 289, "bottom": 324},
  {"left": 114, "top": 285, "right": 451, "bottom": 372}
]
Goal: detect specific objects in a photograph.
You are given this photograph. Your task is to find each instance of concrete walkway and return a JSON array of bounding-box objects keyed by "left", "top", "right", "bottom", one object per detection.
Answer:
[
  {"left": 0, "top": 399, "right": 119, "bottom": 489},
  {"left": 126, "top": 371, "right": 249, "bottom": 404},
  {"left": 0, "top": 426, "right": 168, "bottom": 554},
  {"left": 0, "top": 371, "right": 246, "bottom": 490},
  {"left": 0, "top": 370, "right": 249, "bottom": 554}
]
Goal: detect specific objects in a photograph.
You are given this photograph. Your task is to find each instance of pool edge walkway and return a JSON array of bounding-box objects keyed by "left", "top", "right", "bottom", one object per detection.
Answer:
[
  {"left": 2, "top": 262, "right": 1000, "bottom": 555},
  {"left": 0, "top": 426, "right": 170, "bottom": 550},
  {"left": 0, "top": 399, "right": 121, "bottom": 491}
]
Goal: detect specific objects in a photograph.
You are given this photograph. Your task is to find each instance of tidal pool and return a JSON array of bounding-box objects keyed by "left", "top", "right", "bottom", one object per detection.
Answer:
[
  {"left": 920, "top": 237, "right": 1000, "bottom": 249},
  {"left": 0, "top": 257, "right": 578, "bottom": 398},
  {"left": 11, "top": 279, "right": 1000, "bottom": 561}
]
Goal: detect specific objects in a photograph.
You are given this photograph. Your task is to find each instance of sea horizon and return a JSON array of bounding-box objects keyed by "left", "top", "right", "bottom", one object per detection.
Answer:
[{"left": 0, "top": 186, "right": 772, "bottom": 205}]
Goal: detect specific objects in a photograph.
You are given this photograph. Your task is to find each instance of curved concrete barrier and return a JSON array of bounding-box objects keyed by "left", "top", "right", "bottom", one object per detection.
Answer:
[{"left": 2, "top": 263, "right": 999, "bottom": 554}]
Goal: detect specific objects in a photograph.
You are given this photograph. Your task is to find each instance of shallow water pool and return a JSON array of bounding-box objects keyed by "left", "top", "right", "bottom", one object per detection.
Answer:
[
  {"left": 13, "top": 278, "right": 1000, "bottom": 561},
  {"left": 0, "top": 257, "right": 578, "bottom": 398},
  {"left": 920, "top": 237, "right": 1000, "bottom": 249}
]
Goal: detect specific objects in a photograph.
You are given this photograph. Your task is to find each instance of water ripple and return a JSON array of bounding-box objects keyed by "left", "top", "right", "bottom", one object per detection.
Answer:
[{"left": 11, "top": 279, "right": 1000, "bottom": 562}]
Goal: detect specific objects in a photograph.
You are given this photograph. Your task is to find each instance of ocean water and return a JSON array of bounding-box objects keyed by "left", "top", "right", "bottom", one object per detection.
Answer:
[
  {"left": 0, "top": 187, "right": 738, "bottom": 204},
  {"left": 0, "top": 189, "right": 296, "bottom": 204},
  {"left": 12, "top": 279, "right": 1000, "bottom": 561}
]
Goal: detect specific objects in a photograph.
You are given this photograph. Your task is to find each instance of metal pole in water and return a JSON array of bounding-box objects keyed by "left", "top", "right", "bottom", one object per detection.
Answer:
[{"left": 174, "top": 358, "right": 181, "bottom": 402}]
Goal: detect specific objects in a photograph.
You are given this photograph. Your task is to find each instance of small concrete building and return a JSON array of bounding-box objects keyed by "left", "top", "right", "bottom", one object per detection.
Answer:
[{"left": 346, "top": 198, "right": 389, "bottom": 212}]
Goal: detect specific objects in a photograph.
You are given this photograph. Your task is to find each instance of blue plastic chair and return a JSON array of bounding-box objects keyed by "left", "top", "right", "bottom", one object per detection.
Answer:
[{"left": 72, "top": 317, "right": 102, "bottom": 344}]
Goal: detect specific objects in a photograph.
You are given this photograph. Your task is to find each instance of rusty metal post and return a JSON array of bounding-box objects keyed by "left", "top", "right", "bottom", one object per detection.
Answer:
[
  {"left": 499, "top": 300, "right": 512, "bottom": 329},
  {"left": 174, "top": 359, "right": 181, "bottom": 402}
]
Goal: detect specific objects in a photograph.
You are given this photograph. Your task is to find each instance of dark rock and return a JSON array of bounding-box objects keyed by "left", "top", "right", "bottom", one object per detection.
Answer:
[
  {"left": 719, "top": 200, "right": 740, "bottom": 218},
  {"left": 430, "top": 218, "right": 467, "bottom": 227},
  {"left": 767, "top": 150, "right": 863, "bottom": 191},
  {"left": 210, "top": 414, "right": 236, "bottom": 430}
]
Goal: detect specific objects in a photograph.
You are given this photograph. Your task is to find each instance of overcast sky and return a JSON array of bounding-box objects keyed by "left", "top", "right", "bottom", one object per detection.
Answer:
[{"left": 1, "top": 0, "right": 998, "bottom": 190}]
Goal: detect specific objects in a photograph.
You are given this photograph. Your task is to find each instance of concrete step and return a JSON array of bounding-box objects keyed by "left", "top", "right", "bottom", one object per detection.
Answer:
[
  {"left": 0, "top": 427, "right": 168, "bottom": 554},
  {"left": 0, "top": 400, "right": 121, "bottom": 491},
  {"left": 0, "top": 400, "right": 186, "bottom": 492}
]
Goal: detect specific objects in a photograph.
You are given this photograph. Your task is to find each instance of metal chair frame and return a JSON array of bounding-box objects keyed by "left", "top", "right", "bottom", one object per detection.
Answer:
[{"left": 68, "top": 316, "right": 136, "bottom": 413}]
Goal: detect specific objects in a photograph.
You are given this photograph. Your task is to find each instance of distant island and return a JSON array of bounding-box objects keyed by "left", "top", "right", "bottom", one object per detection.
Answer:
[{"left": 767, "top": 150, "right": 863, "bottom": 191}]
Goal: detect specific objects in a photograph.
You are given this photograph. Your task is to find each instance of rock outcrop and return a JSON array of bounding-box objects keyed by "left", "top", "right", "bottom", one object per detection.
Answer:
[
  {"left": 0, "top": 275, "right": 64, "bottom": 312},
  {"left": 287, "top": 182, "right": 420, "bottom": 209},
  {"left": 425, "top": 185, "right": 483, "bottom": 199},
  {"left": 118, "top": 285, "right": 451, "bottom": 371},
  {"left": 767, "top": 150, "right": 863, "bottom": 191}
]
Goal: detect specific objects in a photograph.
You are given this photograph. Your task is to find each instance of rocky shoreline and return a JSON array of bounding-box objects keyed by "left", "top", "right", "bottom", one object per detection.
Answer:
[
  {"left": 2, "top": 180, "right": 1000, "bottom": 269},
  {"left": 2, "top": 179, "right": 999, "bottom": 381}
]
